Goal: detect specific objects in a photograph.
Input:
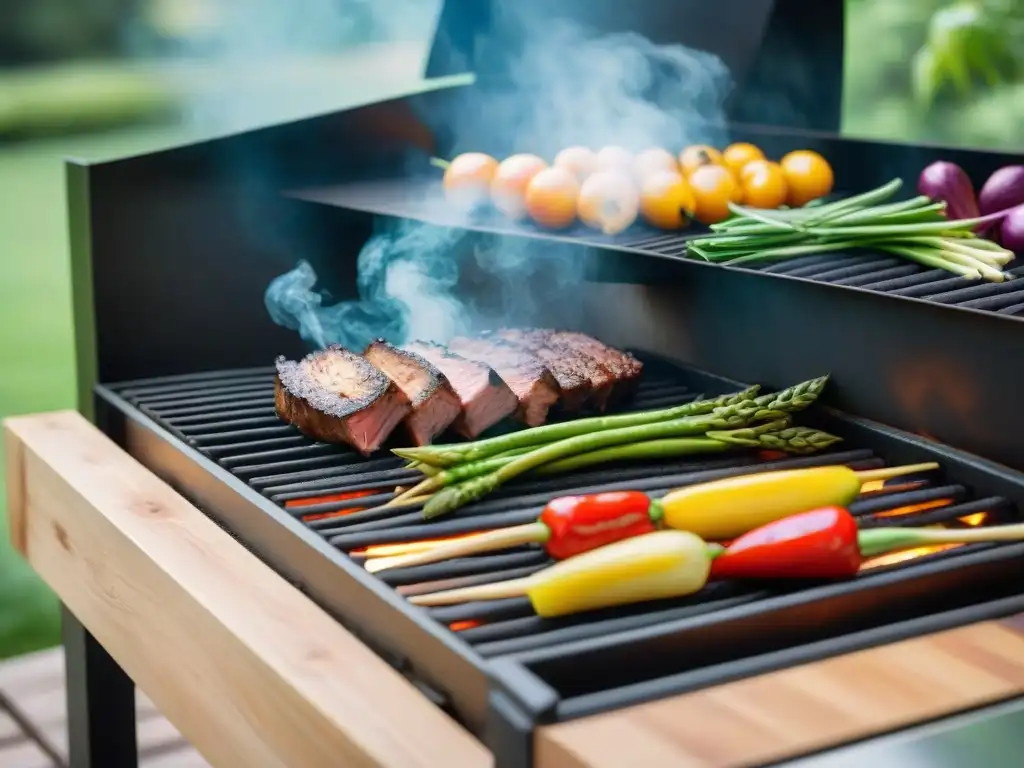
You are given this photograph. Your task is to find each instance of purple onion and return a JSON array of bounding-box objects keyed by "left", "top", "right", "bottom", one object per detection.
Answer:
[
  {"left": 918, "top": 161, "right": 980, "bottom": 222},
  {"left": 997, "top": 204, "right": 1024, "bottom": 254},
  {"left": 979, "top": 165, "right": 1024, "bottom": 234}
]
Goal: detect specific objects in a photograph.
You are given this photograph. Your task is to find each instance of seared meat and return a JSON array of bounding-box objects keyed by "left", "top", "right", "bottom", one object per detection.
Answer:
[
  {"left": 447, "top": 336, "right": 561, "bottom": 427},
  {"left": 490, "top": 328, "right": 617, "bottom": 411},
  {"left": 544, "top": 331, "right": 643, "bottom": 403},
  {"left": 403, "top": 341, "right": 518, "bottom": 438},
  {"left": 363, "top": 340, "right": 462, "bottom": 446},
  {"left": 274, "top": 345, "right": 410, "bottom": 454}
]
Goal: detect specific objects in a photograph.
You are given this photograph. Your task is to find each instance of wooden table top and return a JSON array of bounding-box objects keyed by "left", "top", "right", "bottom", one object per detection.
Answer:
[{"left": 7, "top": 410, "right": 1024, "bottom": 768}]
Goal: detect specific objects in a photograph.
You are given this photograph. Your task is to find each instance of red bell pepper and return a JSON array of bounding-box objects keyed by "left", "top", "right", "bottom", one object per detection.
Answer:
[
  {"left": 710, "top": 506, "right": 1024, "bottom": 580},
  {"left": 364, "top": 490, "right": 659, "bottom": 572},
  {"left": 538, "top": 491, "right": 658, "bottom": 559},
  {"left": 710, "top": 506, "right": 861, "bottom": 579}
]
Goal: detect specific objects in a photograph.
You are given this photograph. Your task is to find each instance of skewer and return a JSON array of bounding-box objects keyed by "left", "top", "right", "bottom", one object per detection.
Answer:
[{"left": 366, "top": 462, "right": 941, "bottom": 572}]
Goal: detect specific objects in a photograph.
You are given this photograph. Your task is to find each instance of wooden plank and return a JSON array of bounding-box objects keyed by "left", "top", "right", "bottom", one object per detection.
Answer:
[
  {"left": 0, "top": 647, "right": 209, "bottom": 766},
  {"left": 4, "top": 411, "right": 492, "bottom": 768},
  {"left": 535, "top": 621, "right": 1024, "bottom": 768}
]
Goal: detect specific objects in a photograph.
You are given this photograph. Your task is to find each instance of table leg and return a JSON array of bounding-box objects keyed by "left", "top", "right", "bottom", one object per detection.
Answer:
[{"left": 63, "top": 604, "right": 138, "bottom": 768}]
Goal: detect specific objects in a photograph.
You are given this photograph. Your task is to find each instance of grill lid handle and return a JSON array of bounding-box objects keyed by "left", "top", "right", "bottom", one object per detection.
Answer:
[{"left": 423, "top": 0, "right": 844, "bottom": 133}]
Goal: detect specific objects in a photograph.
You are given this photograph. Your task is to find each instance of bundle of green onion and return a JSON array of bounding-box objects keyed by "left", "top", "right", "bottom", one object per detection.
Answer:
[
  {"left": 687, "top": 179, "right": 1016, "bottom": 282},
  {"left": 390, "top": 376, "right": 839, "bottom": 519}
]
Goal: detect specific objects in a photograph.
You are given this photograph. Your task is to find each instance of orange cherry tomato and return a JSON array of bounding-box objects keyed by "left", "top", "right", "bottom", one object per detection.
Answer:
[
  {"left": 679, "top": 145, "right": 723, "bottom": 177},
  {"left": 442, "top": 152, "right": 499, "bottom": 209},
  {"left": 739, "top": 159, "right": 788, "bottom": 209},
  {"left": 722, "top": 143, "right": 766, "bottom": 178},
  {"left": 578, "top": 171, "right": 640, "bottom": 235},
  {"left": 639, "top": 171, "right": 696, "bottom": 230},
  {"left": 490, "top": 154, "right": 548, "bottom": 219},
  {"left": 688, "top": 164, "right": 742, "bottom": 225},
  {"left": 780, "top": 150, "right": 834, "bottom": 207},
  {"left": 525, "top": 167, "right": 581, "bottom": 230}
]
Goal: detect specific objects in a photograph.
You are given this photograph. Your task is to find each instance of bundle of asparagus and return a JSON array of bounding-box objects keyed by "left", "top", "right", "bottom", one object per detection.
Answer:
[{"left": 389, "top": 376, "right": 839, "bottom": 519}]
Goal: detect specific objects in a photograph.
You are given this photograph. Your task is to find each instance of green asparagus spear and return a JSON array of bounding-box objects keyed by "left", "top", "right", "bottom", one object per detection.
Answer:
[
  {"left": 394, "top": 385, "right": 762, "bottom": 468},
  {"left": 421, "top": 401, "right": 790, "bottom": 519}
]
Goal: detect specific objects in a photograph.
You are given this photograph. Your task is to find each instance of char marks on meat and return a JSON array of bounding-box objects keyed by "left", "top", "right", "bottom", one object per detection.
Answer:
[
  {"left": 447, "top": 336, "right": 561, "bottom": 427},
  {"left": 546, "top": 330, "right": 643, "bottom": 404},
  {"left": 274, "top": 345, "right": 410, "bottom": 455},
  {"left": 403, "top": 341, "right": 518, "bottom": 438},
  {"left": 363, "top": 340, "right": 462, "bottom": 446},
  {"left": 490, "top": 328, "right": 618, "bottom": 411}
]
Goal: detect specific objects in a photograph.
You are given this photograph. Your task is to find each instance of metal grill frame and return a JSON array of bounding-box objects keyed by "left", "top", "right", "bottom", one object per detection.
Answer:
[{"left": 93, "top": 357, "right": 1024, "bottom": 765}]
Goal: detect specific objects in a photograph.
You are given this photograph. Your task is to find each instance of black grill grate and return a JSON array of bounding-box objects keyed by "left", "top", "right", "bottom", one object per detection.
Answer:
[
  {"left": 109, "top": 355, "right": 1022, "bottom": 666},
  {"left": 290, "top": 179, "right": 1024, "bottom": 318}
]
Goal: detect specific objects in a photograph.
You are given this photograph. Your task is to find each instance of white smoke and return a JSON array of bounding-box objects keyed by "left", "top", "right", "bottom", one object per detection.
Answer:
[{"left": 257, "top": 1, "right": 733, "bottom": 349}]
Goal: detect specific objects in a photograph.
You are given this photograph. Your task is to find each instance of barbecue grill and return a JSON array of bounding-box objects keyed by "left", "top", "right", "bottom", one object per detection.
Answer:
[{"left": 61, "top": 1, "right": 1024, "bottom": 766}]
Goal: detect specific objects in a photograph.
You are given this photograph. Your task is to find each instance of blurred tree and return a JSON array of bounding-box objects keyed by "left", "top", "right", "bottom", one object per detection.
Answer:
[{"left": 0, "top": 0, "right": 149, "bottom": 65}]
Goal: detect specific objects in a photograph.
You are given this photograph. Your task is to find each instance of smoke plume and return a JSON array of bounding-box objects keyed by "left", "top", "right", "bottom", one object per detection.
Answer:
[{"left": 260, "top": 1, "right": 733, "bottom": 350}]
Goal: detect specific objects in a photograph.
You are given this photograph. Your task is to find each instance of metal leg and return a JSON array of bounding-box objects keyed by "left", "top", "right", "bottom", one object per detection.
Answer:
[{"left": 62, "top": 604, "right": 138, "bottom": 768}]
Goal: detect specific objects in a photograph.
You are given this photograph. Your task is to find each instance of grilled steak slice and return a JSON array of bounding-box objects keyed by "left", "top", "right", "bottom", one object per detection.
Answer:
[
  {"left": 491, "top": 328, "right": 616, "bottom": 411},
  {"left": 403, "top": 341, "right": 518, "bottom": 438},
  {"left": 447, "top": 336, "right": 561, "bottom": 427},
  {"left": 363, "top": 340, "right": 462, "bottom": 446},
  {"left": 274, "top": 345, "right": 410, "bottom": 454},
  {"left": 545, "top": 331, "right": 643, "bottom": 403}
]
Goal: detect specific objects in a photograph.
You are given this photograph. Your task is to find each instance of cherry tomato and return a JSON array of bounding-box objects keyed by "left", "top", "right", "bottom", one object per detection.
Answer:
[
  {"left": 722, "top": 142, "right": 766, "bottom": 178},
  {"left": 442, "top": 153, "right": 499, "bottom": 209},
  {"left": 688, "top": 164, "right": 742, "bottom": 225},
  {"left": 679, "top": 145, "right": 723, "bottom": 177},
  {"left": 525, "top": 167, "right": 581, "bottom": 230},
  {"left": 491, "top": 154, "right": 548, "bottom": 219},
  {"left": 639, "top": 171, "right": 696, "bottom": 230},
  {"left": 780, "top": 150, "right": 834, "bottom": 207},
  {"left": 739, "top": 159, "right": 788, "bottom": 209}
]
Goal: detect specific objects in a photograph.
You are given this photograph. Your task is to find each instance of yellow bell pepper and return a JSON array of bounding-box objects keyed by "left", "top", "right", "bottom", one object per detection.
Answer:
[
  {"left": 408, "top": 530, "right": 713, "bottom": 618},
  {"left": 658, "top": 462, "right": 938, "bottom": 541}
]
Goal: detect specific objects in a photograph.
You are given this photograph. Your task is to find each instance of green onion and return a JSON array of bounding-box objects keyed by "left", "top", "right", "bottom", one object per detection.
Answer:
[{"left": 688, "top": 179, "right": 1016, "bottom": 281}]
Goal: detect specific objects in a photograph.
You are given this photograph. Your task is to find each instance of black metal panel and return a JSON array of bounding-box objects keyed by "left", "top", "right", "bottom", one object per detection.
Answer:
[{"left": 425, "top": 0, "right": 845, "bottom": 132}]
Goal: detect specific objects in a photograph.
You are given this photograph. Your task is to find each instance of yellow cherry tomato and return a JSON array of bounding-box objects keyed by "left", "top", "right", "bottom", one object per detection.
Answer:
[
  {"left": 679, "top": 145, "right": 723, "bottom": 177},
  {"left": 739, "top": 159, "right": 788, "bottom": 209},
  {"left": 688, "top": 164, "right": 742, "bottom": 225},
  {"left": 722, "top": 142, "right": 765, "bottom": 178},
  {"left": 780, "top": 150, "right": 834, "bottom": 207},
  {"left": 639, "top": 170, "right": 696, "bottom": 230}
]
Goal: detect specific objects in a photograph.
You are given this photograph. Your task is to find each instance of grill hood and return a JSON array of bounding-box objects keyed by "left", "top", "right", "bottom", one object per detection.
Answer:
[{"left": 424, "top": 0, "right": 845, "bottom": 132}]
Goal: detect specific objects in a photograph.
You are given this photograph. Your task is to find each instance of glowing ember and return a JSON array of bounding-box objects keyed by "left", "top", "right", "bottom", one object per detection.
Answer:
[
  {"left": 960, "top": 512, "right": 986, "bottom": 526},
  {"left": 861, "top": 544, "right": 958, "bottom": 569},
  {"left": 873, "top": 498, "right": 953, "bottom": 518},
  {"left": 449, "top": 620, "right": 481, "bottom": 632},
  {"left": 286, "top": 489, "right": 378, "bottom": 509}
]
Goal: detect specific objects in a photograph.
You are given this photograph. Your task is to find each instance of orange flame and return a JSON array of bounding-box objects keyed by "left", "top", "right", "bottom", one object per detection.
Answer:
[
  {"left": 873, "top": 498, "right": 953, "bottom": 518},
  {"left": 286, "top": 489, "right": 380, "bottom": 523},
  {"left": 449, "top": 620, "right": 481, "bottom": 632},
  {"left": 860, "top": 544, "right": 958, "bottom": 569}
]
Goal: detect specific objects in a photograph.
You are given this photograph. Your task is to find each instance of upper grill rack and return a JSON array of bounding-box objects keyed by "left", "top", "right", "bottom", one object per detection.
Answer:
[
  {"left": 290, "top": 179, "right": 1024, "bottom": 317},
  {"left": 106, "top": 353, "right": 1024, "bottom": 698}
]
